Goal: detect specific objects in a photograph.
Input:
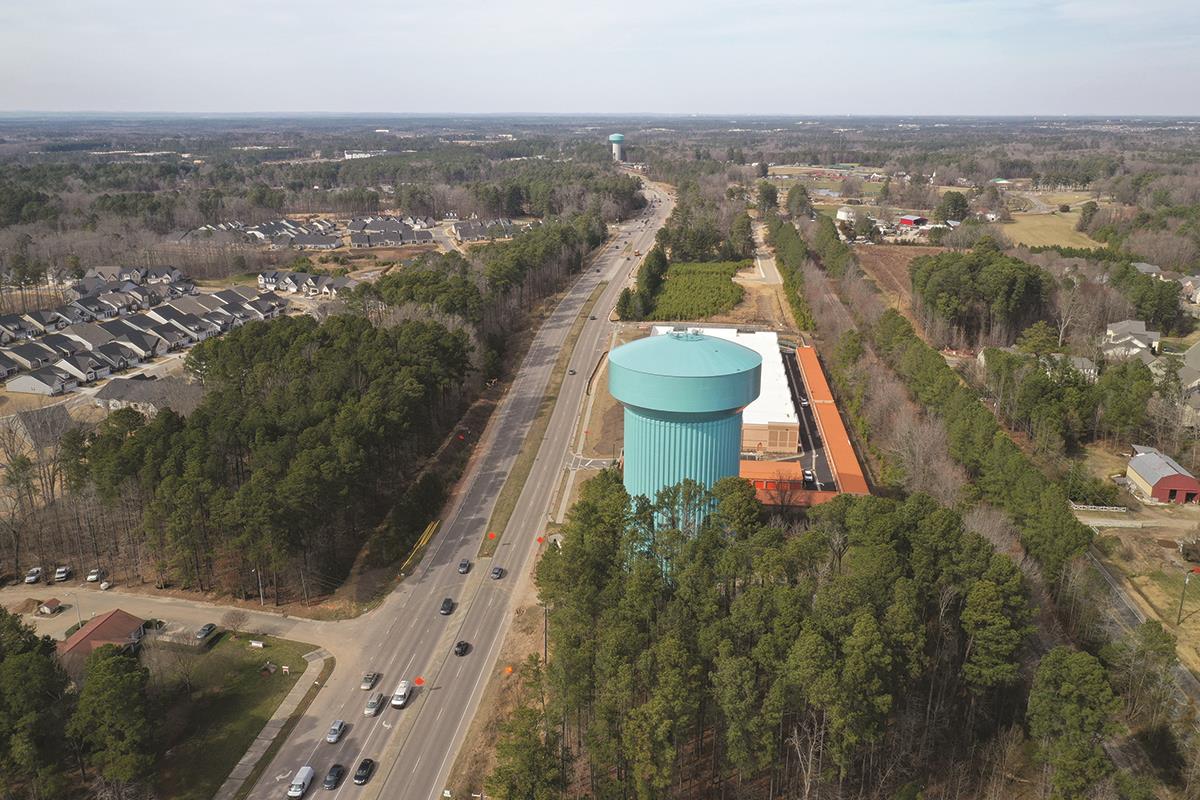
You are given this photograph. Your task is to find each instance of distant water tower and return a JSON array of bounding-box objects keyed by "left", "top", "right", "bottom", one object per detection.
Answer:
[
  {"left": 609, "top": 331, "right": 762, "bottom": 504},
  {"left": 609, "top": 133, "right": 626, "bottom": 162}
]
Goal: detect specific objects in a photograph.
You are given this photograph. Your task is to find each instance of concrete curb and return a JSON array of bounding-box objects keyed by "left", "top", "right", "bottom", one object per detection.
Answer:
[{"left": 212, "top": 648, "right": 331, "bottom": 800}]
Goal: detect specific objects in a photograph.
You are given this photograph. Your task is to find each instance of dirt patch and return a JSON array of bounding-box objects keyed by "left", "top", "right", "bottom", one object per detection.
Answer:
[
  {"left": 0, "top": 391, "right": 64, "bottom": 417},
  {"left": 6, "top": 597, "right": 40, "bottom": 615},
  {"left": 854, "top": 244, "right": 947, "bottom": 317},
  {"left": 447, "top": 557, "right": 545, "bottom": 797}
]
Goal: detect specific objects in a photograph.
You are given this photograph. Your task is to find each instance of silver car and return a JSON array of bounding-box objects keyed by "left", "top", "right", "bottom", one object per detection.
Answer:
[
  {"left": 326, "top": 719, "right": 346, "bottom": 743},
  {"left": 364, "top": 692, "right": 384, "bottom": 717}
]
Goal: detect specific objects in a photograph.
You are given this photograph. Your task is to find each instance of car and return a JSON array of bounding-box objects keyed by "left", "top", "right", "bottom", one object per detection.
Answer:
[
  {"left": 360, "top": 671, "right": 379, "bottom": 690},
  {"left": 322, "top": 764, "right": 345, "bottom": 790},
  {"left": 594, "top": 268, "right": 601, "bottom": 273},
  {"left": 454, "top": 640, "right": 470, "bottom": 656},
  {"left": 589, "top": 315, "right": 597, "bottom": 320},
  {"left": 353, "top": 758, "right": 376, "bottom": 785},
  {"left": 439, "top": 597, "right": 454, "bottom": 615},
  {"left": 457, "top": 558, "right": 471, "bottom": 574},
  {"left": 800, "top": 397, "right": 810, "bottom": 408},
  {"left": 325, "top": 719, "right": 346, "bottom": 743},
  {"left": 288, "top": 765, "right": 315, "bottom": 798},
  {"left": 490, "top": 566, "right": 504, "bottom": 580},
  {"left": 391, "top": 680, "right": 411, "bottom": 708},
  {"left": 54, "top": 566, "right": 71, "bottom": 582},
  {"left": 195, "top": 623, "right": 216, "bottom": 640},
  {"left": 803, "top": 470, "right": 816, "bottom": 485},
  {"left": 23, "top": 567, "right": 42, "bottom": 584},
  {"left": 364, "top": 692, "right": 384, "bottom": 716},
  {"left": 86, "top": 568, "right": 104, "bottom": 582},
  {"left": 567, "top": 369, "right": 576, "bottom": 375}
]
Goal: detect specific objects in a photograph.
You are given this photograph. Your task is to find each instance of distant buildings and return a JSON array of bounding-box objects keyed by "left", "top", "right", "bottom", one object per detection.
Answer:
[{"left": 1102, "top": 319, "right": 1160, "bottom": 362}]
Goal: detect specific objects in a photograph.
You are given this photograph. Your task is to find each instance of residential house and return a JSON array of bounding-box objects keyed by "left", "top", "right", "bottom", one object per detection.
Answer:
[
  {"left": 150, "top": 324, "right": 189, "bottom": 350},
  {"left": 0, "top": 313, "right": 35, "bottom": 343},
  {"left": 6, "top": 367, "right": 78, "bottom": 395},
  {"left": 143, "top": 266, "right": 184, "bottom": 285},
  {"left": 349, "top": 233, "right": 373, "bottom": 248},
  {"left": 85, "top": 265, "right": 143, "bottom": 283},
  {"left": 63, "top": 322, "right": 116, "bottom": 351},
  {"left": 114, "top": 331, "right": 166, "bottom": 359},
  {"left": 6, "top": 341, "right": 59, "bottom": 370},
  {"left": 276, "top": 273, "right": 312, "bottom": 293},
  {"left": 39, "top": 333, "right": 85, "bottom": 357},
  {"left": 1049, "top": 354, "right": 1098, "bottom": 383},
  {"left": 290, "top": 233, "right": 341, "bottom": 250},
  {"left": 21, "top": 309, "right": 69, "bottom": 334},
  {"left": 1132, "top": 262, "right": 1163, "bottom": 279},
  {"left": 54, "top": 353, "right": 111, "bottom": 384},
  {"left": 70, "top": 296, "right": 117, "bottom": 321},
  {"left": 0, "top": 352, "right": 17, "bottom": 379},
  {"left": 94, "top": 341, "right": 139, "bottom": 371},
  {"left": 1104, "top": 319, "right": 1160, "bottom": 357},
  {"left": 93, "top": 376, "right": 204, "bottom": 416},
  {"left": 257, "top": 270, "right": 282, "bottom": 290}
]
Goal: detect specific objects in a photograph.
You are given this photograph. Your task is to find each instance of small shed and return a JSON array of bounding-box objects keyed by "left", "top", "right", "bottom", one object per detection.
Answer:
[
  {"left": 1127, "top": 445, "right": 1200, "bottom": 504},
  {"left": 38, "top": 598, "right": 62, "bottom": 616}
]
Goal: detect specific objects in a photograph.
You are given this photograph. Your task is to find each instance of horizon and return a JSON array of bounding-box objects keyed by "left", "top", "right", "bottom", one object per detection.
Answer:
[{"left": 3, "top": 0, "right": 1198, "bottom": 115}]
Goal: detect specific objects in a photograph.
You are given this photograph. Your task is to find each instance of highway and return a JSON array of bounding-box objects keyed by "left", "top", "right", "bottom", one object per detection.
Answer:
[{"left": 244, "top": 183, "right": 673, "bottom": 800}]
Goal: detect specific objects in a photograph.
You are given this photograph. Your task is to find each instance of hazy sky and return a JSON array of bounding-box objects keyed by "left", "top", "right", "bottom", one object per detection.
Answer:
[{"left": 2, "top": 0, "right": 1198, "bottom": 115}]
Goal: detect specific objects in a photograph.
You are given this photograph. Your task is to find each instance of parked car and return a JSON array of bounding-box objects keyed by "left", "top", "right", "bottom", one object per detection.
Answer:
[
  {"left": 322, "top": 764, "right": 345, "bottom": 790},
  {"left": 803, "top": 470, "right": 815, "bottom": 487},
  {"left": 454, "top": 640, "right": 470, "bottom": 656},
  {"left": 86, "top": 568, "right": 105, "bottom": 583},
  {"left": 353, "top": 758, "right": 376, "bottom": 785},
  {"left": 360, "top": 671, "right": 379, "bottom": 690},
  {"left": 326, "top": 720, "right": 346, "bottom": 743},
  {"left": 364, "top": 692, "right": 384, "bottom": 716},
  {"left": 457, "top": 558, "right": 470, "bottom": 574},
  {"left": 195, "top": 623, "right": 216, "bottom": 640},
  {"left": 800, "top": 397, "right": 810, "bottom": 408},
  {"left": 439, "top": 597, "right": 454, "bottom": 615},
  {"left": 24, "top": 567, "right": 42, "bottom": 584},
  {"left": 490, "top": 566, "right": 504, "bottom": 580},
  {"left": 54, "top": 566, "right": 71, "bottom": 582}
]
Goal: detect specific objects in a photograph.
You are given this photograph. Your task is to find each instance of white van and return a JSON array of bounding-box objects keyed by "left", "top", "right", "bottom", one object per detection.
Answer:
[
  {"left": 287, "top": 765, "right": 315, "bottom": 798},
  {"left": 391, "top": 680, "right": 411, "bottom": 709}
]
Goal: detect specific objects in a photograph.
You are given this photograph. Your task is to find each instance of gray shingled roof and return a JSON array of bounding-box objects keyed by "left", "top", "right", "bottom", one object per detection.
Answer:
[{"left": 1130, "top": 445, "right": 1195, "bottom": 486}]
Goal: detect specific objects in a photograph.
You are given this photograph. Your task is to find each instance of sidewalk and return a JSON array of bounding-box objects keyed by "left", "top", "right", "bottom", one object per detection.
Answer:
[{"left": 212, "top": 647, "right": 333, "bottom": 800}]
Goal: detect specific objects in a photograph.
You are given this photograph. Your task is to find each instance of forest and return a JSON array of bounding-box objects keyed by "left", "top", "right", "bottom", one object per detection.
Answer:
[
  {"left": 909, "top": 243, "right": 1053, "bottom": 347},
  {"left": 486, "top": 471, "right": 1168, "bottom": 799}
]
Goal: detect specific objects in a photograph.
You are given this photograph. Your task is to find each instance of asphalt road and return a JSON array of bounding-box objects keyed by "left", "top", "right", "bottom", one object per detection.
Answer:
[{"left": 244, "top": 186, "right": 674, "bottom": 800}]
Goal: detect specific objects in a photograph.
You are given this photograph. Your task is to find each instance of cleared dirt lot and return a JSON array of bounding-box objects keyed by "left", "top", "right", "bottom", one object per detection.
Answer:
[
  {"left": 854, "top": 244, "right": 948, "bottom": 315},
  {"left": 1002, "top": 212, "right": 1102, "bottom": 248}
]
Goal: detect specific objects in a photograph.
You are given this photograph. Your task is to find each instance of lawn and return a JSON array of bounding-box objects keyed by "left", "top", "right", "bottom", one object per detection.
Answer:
[
  {"left": 1003, "top": 212, "right": 1102, "bottom": 248},
  {"left": 152, "top": 633, "right": 316, "bottom": 800},
  {"left": 653, "top": 262, "right": 746, "bottom": 320}
]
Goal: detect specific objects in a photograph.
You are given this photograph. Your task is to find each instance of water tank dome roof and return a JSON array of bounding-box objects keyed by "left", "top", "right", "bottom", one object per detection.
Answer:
[
  {"left": 608, "top": 332, "right": 761, "bottom": 415},
  {"left": 609, "top": 133, "right": 625, "bottom": 142}
]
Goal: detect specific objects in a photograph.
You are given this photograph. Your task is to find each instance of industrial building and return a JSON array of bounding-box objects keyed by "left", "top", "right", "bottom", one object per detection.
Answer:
[
  {"left": 651, "top": 326, "right": 798, "bottom": 454},
  {"left": 609, "top": 133, "right": 626, "bottom": 162},
  {"left": 609, "top": 330, "right": 761, "bottom": 503},
  {"left": 1126, "top": 445, "right": 1200, "bottom": 504}
]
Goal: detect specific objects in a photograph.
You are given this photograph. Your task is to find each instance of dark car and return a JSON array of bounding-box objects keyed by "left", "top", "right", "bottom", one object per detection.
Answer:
[
  {"left": 323, "top": 764, "right": 345, "bottom": 790},
  {"left": 490, "top": 566, "right": 504, "bottom": 580},
  {"left": 439, "top": 597, "right": 454, "bottom": 615},
  {"left": 454, "top": 640, "right": 470, "bottom": 656},
  {"left": 353, "top": 758, "right": 375, "bottom": 786},
  {"left": 589, "top": 315, "right": 597, "bottom": 320},
  {"left": 457, "top": 558, "right": 471, "bottom": 574},
  {"left": 195, "top": 623, "right": 216, "bottom": 640}
]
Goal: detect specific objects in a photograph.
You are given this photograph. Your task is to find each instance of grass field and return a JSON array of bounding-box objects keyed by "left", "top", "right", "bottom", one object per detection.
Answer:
[
  {"left": 1003, "top": 212, "right": 1102, "bottom": 248},
  {"left": 153, "top": 633, "right": 315, "bottom": 800}
]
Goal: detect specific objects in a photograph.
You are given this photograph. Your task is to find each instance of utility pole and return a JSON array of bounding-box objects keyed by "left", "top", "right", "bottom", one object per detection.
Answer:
[
  {"left": 253, "top": 567, "right": 265, "bottom": 606},
  {"left": 1177, "top": 567, "right": 1200, "bottom": 625}
]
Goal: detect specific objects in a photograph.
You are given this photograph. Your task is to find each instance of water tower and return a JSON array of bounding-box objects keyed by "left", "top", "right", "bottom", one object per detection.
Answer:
[
  {"left": 609, "top": 331, "right": 762, "bottom": 503},
  {"left": 609, "top": 133, "right": 626, "bottom": 162}
]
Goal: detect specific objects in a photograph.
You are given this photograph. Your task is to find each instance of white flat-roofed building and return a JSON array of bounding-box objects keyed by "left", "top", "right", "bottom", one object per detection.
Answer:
[{"left": 651, "top": 325, "right": 799, "bottom": 454}]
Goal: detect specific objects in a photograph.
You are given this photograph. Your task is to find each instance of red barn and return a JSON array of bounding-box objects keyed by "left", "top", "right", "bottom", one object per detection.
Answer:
[
  {"left": 898, "top": 214, "right": 928, "bottom": 227},
  {"left": 1127, "top": 445, "right": 1200, "bottom": 504}
]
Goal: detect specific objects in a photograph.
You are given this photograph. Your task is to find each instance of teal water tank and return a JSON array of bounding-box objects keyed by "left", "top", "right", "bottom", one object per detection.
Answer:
[{"left": 609, "top": 331, "right": 761, "bottom": 503}]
